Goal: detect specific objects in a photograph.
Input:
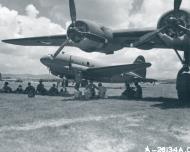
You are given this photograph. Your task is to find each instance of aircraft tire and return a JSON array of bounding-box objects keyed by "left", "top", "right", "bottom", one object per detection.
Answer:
[{"left": 176, "top": 72, "right": 190, "bottom": 103}]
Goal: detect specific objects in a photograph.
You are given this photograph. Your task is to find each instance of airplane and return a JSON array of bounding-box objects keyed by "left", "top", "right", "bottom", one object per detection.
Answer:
[
  {"left": 40, "top": 54, "right": 155, "bottom": 85},
  {"left": 2, "top": 0, "right": 190, "bottom": 100}
]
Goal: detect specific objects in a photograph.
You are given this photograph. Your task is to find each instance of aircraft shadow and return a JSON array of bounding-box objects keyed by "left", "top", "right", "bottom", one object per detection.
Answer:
[
  {"left": 108, "top": 96, "right": 190, "bottom": 109},
  {"left": 141, "top": 97, "right": 190, "bottom": 109},
  {"left": 150, "top": 98, "right": 190, "bottom": 109},
  {"left": 60, "top": 96, "right": 190, "bottom": 109}
]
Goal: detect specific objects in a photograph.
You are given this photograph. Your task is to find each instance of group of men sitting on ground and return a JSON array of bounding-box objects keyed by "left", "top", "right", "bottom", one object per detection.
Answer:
[
  {"left": 0, "top": 80, "right": 143, "bottom": 100},
  {"left": 0, "top": 80, "right": 69, "bottom": 98},
  {"left": 74, "top": 80, "right": 107, "bottom": 100},
  {"left": 121, "top": 82, "right": 142, "bottom": 100}
]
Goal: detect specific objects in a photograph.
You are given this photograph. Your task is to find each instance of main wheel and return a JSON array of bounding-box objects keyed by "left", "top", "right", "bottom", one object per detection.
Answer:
[{"left": 176, "top": 70, "right": 190, "bottom": 103}]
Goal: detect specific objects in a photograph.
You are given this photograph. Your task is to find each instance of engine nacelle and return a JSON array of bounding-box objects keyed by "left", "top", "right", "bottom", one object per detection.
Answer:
[
  {"left": 157, "top": 10, "right": 190, "bottom": 37},
  {"left": 67, "top": 20, "right": 113, "bottom": 52}
]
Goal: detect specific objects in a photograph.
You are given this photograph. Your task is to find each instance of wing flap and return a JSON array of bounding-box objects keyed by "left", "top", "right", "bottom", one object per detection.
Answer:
[{"left": 2, "top": 35, "right": 68, "bottom": 46}]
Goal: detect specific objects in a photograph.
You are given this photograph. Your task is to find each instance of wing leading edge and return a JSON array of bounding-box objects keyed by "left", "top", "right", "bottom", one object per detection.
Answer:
[{"left": 2, "top": 35, "right": 68, "bottom": 46}]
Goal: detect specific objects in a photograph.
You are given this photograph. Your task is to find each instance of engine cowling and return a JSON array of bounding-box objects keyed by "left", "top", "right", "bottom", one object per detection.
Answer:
[
  {"left": 157, "top": 10, "right": 190, "bottom": 37},
  {"left": 67, "top": 20, "right": 113, "bottom": 52}
]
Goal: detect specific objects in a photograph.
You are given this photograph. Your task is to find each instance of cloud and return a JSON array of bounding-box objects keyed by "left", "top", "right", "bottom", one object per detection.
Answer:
[
  {"left": 25, "top": 4, "right": 39, "bottom": 18},
  {"left": 0, "top": 4, "right": 65, "bottom": 74}
]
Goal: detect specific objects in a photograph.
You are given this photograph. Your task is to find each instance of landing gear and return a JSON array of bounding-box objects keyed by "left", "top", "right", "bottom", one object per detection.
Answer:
[
  {"left": 175, "top": 50, "right": 190, "bottom": 102},
  {"left": 176, "top": 66, "right": 190, "bottom": 102},
  {"left": 61, "top": 76, "right": 69, "bottom": 87}
]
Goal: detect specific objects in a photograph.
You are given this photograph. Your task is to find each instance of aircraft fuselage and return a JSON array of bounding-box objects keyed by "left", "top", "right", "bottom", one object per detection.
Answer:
[{"left": 40, "top": 54, "right": 145, "bottom": 83}]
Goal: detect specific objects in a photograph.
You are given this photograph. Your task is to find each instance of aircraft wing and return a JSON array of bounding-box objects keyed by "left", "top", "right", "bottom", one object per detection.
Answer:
[
  {"left": 130, "top": 77, "right": 157, "bottom": 83},
  {"left": 139, "top": 78, "right": 157, "bottom": 83},
  {"left": 84, "top": 62, "right": 151, "bottom": 77},
  {"left": 113, "top": 28, "right": 169, "bottom": 49},
  {"left": 2, "top": 28, "right": 169, "bottom": 49},
  {"left": 2, "top": 35, "right": 69, "bottom": 46}
]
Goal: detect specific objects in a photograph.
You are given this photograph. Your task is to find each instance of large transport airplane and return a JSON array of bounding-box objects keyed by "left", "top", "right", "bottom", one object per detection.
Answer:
[
  {"left": 40, "top": 54, "right": 154, "bottom": 84},
  {"left": 2, "top": 0, "right": 190, "bottom": 100}
]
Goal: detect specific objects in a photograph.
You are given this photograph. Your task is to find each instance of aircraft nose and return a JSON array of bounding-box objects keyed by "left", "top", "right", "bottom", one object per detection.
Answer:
[{"left": 40, "top": 55, "right": 53, "bottom": 66}]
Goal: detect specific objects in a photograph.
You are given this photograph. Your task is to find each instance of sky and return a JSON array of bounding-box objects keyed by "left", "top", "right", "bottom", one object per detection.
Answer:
[{"left": 0, "top": 0, "right": 190, "bottom": 79}]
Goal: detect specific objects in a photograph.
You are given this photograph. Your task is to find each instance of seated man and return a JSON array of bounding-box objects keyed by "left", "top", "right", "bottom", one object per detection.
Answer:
[
  {"left": 25, "top": 82, "right": 36, "bottom": 97},
  {"left": 48, "top": 84, "right": 59, "bottom": 96},
  {"left": 59, "top": 87, "right": 70, "bottom": 96},
  {"left": 134, "top": 82, "right": 142, "bottom": 99},
  {"left": 2, "top": 82, "right": 12, "bottom": 93},
  {"left": 74, "top": 84, "right": 82, "bottom": 100},
  {"left": 84, "top": 85, "right": 92, "bottom": 100},
  {"left": 121, "top": 83, "right": 135, "bottom": 99},
  {"left": 86, "top": 80, "right": 98, "bottom": 99},
  {"left": 15, "top": 85, "right": 23, "bottom": 94},
  {"left": 36, "top": 80, "right": 47, "bottom": 95},
  {"left": 97, "top": 82, "right": 107, "bottom": 99}
]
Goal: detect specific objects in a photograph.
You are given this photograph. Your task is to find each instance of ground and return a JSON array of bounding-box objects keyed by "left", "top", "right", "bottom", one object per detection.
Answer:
[{"left": 0, "top": 83, "right": 190, "bottom": 152}]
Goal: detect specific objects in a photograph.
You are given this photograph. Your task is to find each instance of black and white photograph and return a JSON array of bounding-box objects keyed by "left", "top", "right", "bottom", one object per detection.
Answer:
[{"left": 0, "top": 0, "right": 190, "bottom": 151}]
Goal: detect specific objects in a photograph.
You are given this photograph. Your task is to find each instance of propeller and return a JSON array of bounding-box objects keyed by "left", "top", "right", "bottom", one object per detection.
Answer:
[
  {"left": 52, "top": 39, "right": 69, "bottom": 59},
  {"left": 69, "top": 0, "right": 77, "bottom": 25},
  {"left": 52, "top": 0, "right": 107, "bottom": 58},
  {"left": 132, "top": 0, "right": 190, "bottom": 47},
  {"left": 51, "top": 0, "right": 76, "bottom": 59},
  {"left": 68, "top": 0, "right": 107, "bottom": 43},
  {"left": 174, "top": 0, "right": 182, "bottom": 11},
  {"left": 177, "top": 25, "right": 190, "bottom": 35}
]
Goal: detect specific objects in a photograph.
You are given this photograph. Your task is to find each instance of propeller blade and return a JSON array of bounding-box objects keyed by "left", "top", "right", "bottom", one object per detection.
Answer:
[
  {"left": 177, "top": 25, "right": 190, "bottom": 36},
  {"left": 132, "top": 26, "right": 167, "bottom": 47},
  {"left": 174, "top": 0, "right": 182, "bottom": 11},
  {"left": 53, "top": 39, "right": 69, "bottom": 58},
  {"left": 69, "top": 0, "right": 77, "bottom": 24}
]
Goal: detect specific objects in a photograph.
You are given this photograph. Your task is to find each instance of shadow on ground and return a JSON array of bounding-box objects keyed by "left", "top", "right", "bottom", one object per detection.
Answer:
[
  {"left": 108, "top": 96, "right": 190, "bottom": 109},
  {"left": 60, "top": 95, "right": 190, "bottom": 109},
  {"left": 144, "top": 97, "right": 190, "bottom": 109}
]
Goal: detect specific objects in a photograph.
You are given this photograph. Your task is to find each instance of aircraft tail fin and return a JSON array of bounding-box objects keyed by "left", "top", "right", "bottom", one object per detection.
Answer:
[{"left": 133, "top": 55, "right": 147, "bottom": 78}]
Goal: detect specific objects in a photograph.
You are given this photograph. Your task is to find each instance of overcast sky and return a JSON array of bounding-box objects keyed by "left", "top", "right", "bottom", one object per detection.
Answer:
[{"left": 0, "top": 0, "right": 190, "bottom": 79}]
